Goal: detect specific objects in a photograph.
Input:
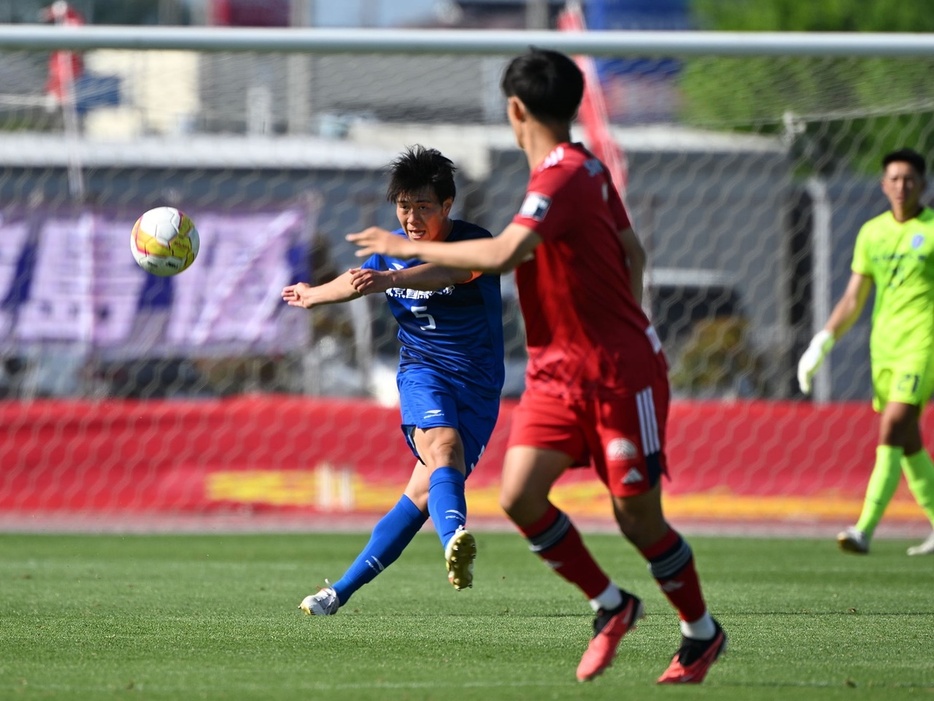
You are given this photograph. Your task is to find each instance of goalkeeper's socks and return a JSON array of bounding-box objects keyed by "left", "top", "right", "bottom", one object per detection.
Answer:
[
  {"left": 332, "top": 495, "right": 427, "bottom": 605},
  {"left": 902, "top": 449, "right": 934, "bottom": 524},
  {"left": 855, "top": 445, "right": 904, "bottom": 537},
  {"left": 428, "top": 467, "right": 467, "bottom": 548}
]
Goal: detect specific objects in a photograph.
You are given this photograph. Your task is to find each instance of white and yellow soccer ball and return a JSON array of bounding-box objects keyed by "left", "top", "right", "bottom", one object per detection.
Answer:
[{"left": 130, "top": 206, "right": 200, "bottom": 276}]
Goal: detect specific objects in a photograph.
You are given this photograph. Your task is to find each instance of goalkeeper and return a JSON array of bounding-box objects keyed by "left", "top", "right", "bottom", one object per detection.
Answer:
[{"left": 798, "top": 147, "right": 934, "bottom": 556}]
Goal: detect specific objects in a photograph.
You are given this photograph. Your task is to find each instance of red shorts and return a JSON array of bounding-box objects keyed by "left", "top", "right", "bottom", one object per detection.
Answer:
[{"left": 508, "top": 378, "right": 669, "bottom": 497}]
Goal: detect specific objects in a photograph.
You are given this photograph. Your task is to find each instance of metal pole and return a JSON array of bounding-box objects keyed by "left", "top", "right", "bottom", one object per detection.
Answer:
[
  {"left": 287, "top": 0, "right": 312, "bottom": 135},
  {"left": 806, "top": 176, "right": 833, "bottom": 403},
  {"left": 5, "top": 27, "right": 934, "bottom": 57},
  {"left": 53, "top": 8, "right": 85, "bottom": 202},
  {"left": 526, "top": 0, "right": 549, "bottom": 30}
]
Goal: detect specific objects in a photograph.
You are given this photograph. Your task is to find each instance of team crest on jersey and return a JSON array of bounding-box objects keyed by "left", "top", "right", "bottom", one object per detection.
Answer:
[
  {"left": 519, "top": 192, "right": 552, "bottom": 222},
  {"left": 584, "top": 158, "right": 604, "bottom": 177},
  {"left": 912, "top": 234, "right": 925, "bottom": 249}
]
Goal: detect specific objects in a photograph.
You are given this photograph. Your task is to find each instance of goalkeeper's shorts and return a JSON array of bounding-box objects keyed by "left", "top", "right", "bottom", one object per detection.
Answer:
[{"left": 872, "top": 354, "right": 934, "bottom": 412}]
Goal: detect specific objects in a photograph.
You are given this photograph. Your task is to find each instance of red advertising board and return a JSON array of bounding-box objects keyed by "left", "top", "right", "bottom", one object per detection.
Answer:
[{"left": 0, "top": 397, "right": 928, "bottom": 527}]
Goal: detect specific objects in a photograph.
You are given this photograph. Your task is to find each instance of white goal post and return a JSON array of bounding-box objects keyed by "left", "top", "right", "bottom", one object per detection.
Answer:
[{"left": 2, "top": 25, "right": 934, "bottom": 56}]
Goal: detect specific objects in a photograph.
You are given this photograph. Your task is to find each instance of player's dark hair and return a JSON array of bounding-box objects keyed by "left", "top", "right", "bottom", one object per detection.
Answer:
[
  {"left": 883, "top": 148, "right": 926, "bottom": 179},
  {"left": 386, "top": 145, "right": 456, "bottom": 204},
  {"left": 500, "top": 47, "right": 584, "bottom": 124}
]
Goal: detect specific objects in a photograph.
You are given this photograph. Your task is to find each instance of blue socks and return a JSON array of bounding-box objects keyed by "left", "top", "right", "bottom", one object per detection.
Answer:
[
  {"left": 332, "top": 495, "right": 427, "bottom": 605},
  {"left": 329, "top": 468, "right": 467, "bottom": 606},
  {"left": 428, "top": 466, "right": 467, "bottom": 547}
]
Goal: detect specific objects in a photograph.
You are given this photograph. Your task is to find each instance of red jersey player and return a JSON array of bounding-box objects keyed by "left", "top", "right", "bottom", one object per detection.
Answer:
[{"left": 349, "top": 47, "right": 726, "bottom": 685}]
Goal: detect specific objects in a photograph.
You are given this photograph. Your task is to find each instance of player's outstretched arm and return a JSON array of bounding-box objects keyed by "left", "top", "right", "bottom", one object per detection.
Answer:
[
  {"left": 281, "top": 270, "right": 361, "bottom": 309},
  {"left": 348, "top": 223, "right": 540, "bottom": 274},
  {"left": 349, "top": 264, "right": 473, "bottom": 296},
  {"left": 797, "top": 272, "right": 872, "bottom": 394}
]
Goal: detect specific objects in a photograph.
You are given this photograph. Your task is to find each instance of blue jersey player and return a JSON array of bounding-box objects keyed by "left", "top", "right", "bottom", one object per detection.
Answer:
[{"left": 282, "top": 146, "right": 505, "bottom": 614}]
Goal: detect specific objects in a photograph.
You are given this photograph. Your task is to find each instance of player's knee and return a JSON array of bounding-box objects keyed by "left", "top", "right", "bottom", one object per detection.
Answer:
[
  {"left": 424, "top": 445, "right": 464, "bottom": 471},
  {"left": 498, "top": 479, "right": 523, "bottom": 516},
  {"left": 499, "top": 484, "right": 545, "bottom": 525},
  {"left": 419, "top": 428, "right": 464, "bottom": 469},
  {"left": 879, "top": 411, "right": 920, "bottom": 448},
  {"left": 612, "top": 492, "right": 667, "bottom": 545}
]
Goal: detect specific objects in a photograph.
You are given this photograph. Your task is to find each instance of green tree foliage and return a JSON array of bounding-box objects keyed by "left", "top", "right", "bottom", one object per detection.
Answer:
[
  {"left": 682, "top": 0, "right": 934, "bottom": 174},
  {"left": 691, "top": 0, "right": 934, "bottom": 33}
]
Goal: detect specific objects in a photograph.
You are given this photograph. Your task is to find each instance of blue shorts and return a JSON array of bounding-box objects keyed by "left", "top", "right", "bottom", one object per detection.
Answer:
[{"left": 397, "top": 367, "right": 500, "bottom": 476}]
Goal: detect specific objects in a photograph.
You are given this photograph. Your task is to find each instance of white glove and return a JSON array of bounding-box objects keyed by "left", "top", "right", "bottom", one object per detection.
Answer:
[{"left": 797, "top": 329, "right": 835, "bottom": 395}]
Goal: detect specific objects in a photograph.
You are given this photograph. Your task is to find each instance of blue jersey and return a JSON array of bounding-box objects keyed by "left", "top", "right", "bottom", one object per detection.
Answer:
[{"left": 361, "top": 220, "right": 505, "bottom": 397}]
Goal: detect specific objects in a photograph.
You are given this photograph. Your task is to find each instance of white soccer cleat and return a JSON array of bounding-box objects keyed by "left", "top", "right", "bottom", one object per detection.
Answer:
[
  {"left": 445, "top": 526, "right": 477, "bottom": 590},
  {"left": 836, "top": 526, "right": 869, "bottom": 554},
  {"left": 907, "top": 531, "right": 934, "bottom": 556},
  {"left": 299, "top": 581, "right": 340, "bottom": 616}
]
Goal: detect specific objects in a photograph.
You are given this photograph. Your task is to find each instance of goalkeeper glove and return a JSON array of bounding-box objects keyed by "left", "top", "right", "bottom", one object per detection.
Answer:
[{"left": 797, "top": 329, "right": 835, "bottom": 395}]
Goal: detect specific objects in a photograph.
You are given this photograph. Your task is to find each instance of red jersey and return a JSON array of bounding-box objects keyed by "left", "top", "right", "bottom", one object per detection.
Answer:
[{"left": 511, "top": 142, "right": 666, "bottom": 399}]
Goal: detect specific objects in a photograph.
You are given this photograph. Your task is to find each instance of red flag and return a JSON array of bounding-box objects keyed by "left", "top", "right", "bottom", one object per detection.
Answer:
[
  {"left": 557, "top": 2, "right": 628, "bottom": 197},
  {"left": 42, "top": 1, "right": 85, "bottom": 104}
]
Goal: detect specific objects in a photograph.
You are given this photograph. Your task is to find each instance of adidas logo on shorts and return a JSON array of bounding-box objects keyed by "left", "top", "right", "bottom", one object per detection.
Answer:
[{"left": 622, "top": 467, "right": 644, "bottom": 485}]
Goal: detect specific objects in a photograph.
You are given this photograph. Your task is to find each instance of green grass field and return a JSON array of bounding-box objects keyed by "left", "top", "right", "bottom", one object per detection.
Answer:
[{"left": 2, "top": 530, "right": 932, "bottom": 700}]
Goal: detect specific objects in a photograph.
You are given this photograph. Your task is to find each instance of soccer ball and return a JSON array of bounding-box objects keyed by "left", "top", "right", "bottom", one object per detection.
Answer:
[{"left": 130, "top": 206, "right": 200, "bottom": 276}]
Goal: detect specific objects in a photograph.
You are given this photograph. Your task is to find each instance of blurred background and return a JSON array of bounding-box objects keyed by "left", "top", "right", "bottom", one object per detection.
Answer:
[{"left": 2, "top": 0, "right": 934, "bottom": 527}]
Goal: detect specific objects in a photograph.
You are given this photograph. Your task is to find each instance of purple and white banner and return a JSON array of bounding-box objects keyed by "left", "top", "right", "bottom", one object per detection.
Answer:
[{"left": 0, "top": 208, "right": 312, "bottom": 357}]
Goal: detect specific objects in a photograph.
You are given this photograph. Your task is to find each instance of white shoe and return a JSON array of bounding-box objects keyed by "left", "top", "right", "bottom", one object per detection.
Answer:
[
  {"left": 445, "top": 527, "right": 477, "bottom": 590},
  {"left": 836, "top": 526, "right": 869, "bottom": 554},
  {"left": 907, "top": 531, "right": 934, "bottom": 556},
  {"left": 299, "top": 581, "right": 340, "bottom": 615}
]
